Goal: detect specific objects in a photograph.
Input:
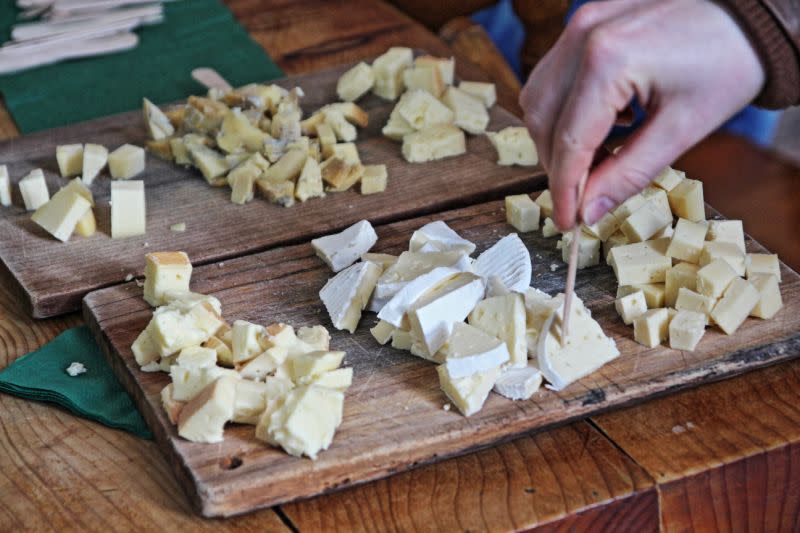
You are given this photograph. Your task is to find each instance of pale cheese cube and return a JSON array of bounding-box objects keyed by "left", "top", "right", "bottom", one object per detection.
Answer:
[
  {"left": 382, "top": 105, "right": 416, "bottom": 141},
  {"left": 669, "top": 310, "right": 706, "bottom": 351},
  {"left": 711, "top": 278, "right": 760, "bottom": 334},
  {"left": 542, "top": 217, "right": 559, "bottom": 238},
  {"left": 468, "top": 294, "right": 527, "bottom": 367},
  {"left": 439, "top": 322, "right": 509, "bottom": 379},
  {"left": 330, "top": 143, "right": 361, "bottom": 165},
  {"left": 414, "top": 55, "right": 455, "bottom": 85},
  {"left": 396, "top": 89, "right": 454, "bottom": 130},
  {"left": 612, "top": 193, "right": 648, "bottom": 220},
  {"left": 170, "top": 365, "right": 239, "bottom": 402},
  {"left": 633, "top": 308, "right": 670, "bottom": 348},
  {"left": 403, "top": 64, "right": 445, "bottom": 97},
  {"left": 82, "top": 143, "right": 108, "bottom": 186},
  {"left": 609, "top": 239, "right": 671, "bottom": 285},
  {"left": 307, "top": 367, "right": 353, "bottom": 391},
  {"left": 492, "top": 365, "right": 541, "bottom": 400},
  {"left": 161, "top": 384, "right": 185, "bottom": 425},
  {"left": 391, "top": 329, "right": 413, "bottom": 350},
  {"left": 175, "top": 345, "right": 217, "bottom": 369},
  {"left": 699, "top": 241, "right": 746, "bottom": 277},
  {"left": 696, "top": 258, "right": 737, "bottom": 298},
  {"left": 749, "top": 273, "right": 783, "bottom": 319},
  {"left": 667, "top": 178, "right": 705, "bottom": 222},
  {"left": 437, "top": 365, "right": 499, "bottom": 417},
  {"left": 238, "top": 346, "right": 288, "bottom": 380},
  {"left": 667, "top": 218, "right": 708, "bottom": 263},
  {"left": 19, "top": 169, "right": 50, "bottom": 211},
  {"left": 131, "top": 329, "right": 159, "bottom": 367},
  {"left": 615, "top": 290, "right": 647, "bottom": 325},
  {"left": 290, "top": 350, "right": 345, "bottom": 384},
  {"left": 653, "top": 223, "right": 674, "bottom": 239},
  {"left": 203, "top": 336, "right": 234, "bottom": 367},
  {"left": 505, "top": 194, "right": 540, "bottom": 232},
  {"left": 604, "top": 230, "right": 629, "bottom": 263},
  {"left": 675, "top": 288, "right": 716, "bottom": 323},
  {"left": 641, "top": 186, "right": 673, "bottom": 221},
  {"left": 110, "top": 181, "right": 145, "bottom": 238},
  {"left": 370, "top": 320, "right": 396, "bottom": 345},
  {"left": 148, "top": 302, "right": 223, "bottom": 358},
  {"left": 535, "top": 190, "right": 553, "bottom": 218},
  {"left": 177, "top": 376, "right": 237, "bottom": 443},
  {"left": 459, "top": 81, "right": 496, "bottom": 107},
  {"left": 441, "top": 86, "right": 489, "bottom": 134},
  {"left": 617, "top": 283, "right": 665, "bottom": 308},
  {"left": 559, "top": 230, "right": 601, "bottom": 269},
  {"left": 620, "top": 201, "right": 671, "bottom": 243},
  {"left": 707, "top": 219, "right": 745, "bottom": 252},
  {"left": 231, "top": 379, "right": 272, "bottom": 425},
  {"left": 232, "top": 320, "right": 267, "bottom": 364},
  {"left": 316, "top": 123, "right": 338, "bottom": 158},
  {"left": 337, "top": 62, "right": 375, "bottom": 102},
  {"left": 31, "top": 187, "right": 91, "bottom": 242},
  {"left": 372, "top": 47, "right": 413, "bottom": 100},
  {"left": 665, "top": 262, "right": 699, "bottom": 307},
  {"left": 584, "top": 212, "right": 620, "bottom": 242},
  {"left": 108, "top": 144, "right": 145, "bottom": 180},
  {"left": 487, "top": 126, "right": 538, "bottom": 166},
  {"left": 56, "top": 144, "right": 83, "bottom": 177},
  {"left": 653, "top": 167, "right": 684, "bottom": 192},
  {"left": 360, "top": 164, "right": 388, "bottom": 195},
  {"left": 746, "top": 253, "right": 780, "bottom": 281},
  {"left": 142, "top": 251, "right": 191, "bottom": 307},
  {"left": 312, "top": 220, "right": 378, "bottom": 273},
  {"left": 0, "top": 165, "right": 10, "bottom": 207},
  {"left": 401, "top": 124, "right": 466, "bottom": 163},
  {"left": 320, "top": 261, "right": 382, "bottom": 333},
  {"left": 295, "top": 158, "right": 324, "bottom": 202}
]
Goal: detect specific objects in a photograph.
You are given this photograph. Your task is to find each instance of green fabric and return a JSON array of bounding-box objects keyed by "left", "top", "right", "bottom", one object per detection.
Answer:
[
  {"left": 0, "top": 0, "right": 284, "bottom": 133},
  {"left": 0, "top": 327, "right": 153, "bottom": 439}
]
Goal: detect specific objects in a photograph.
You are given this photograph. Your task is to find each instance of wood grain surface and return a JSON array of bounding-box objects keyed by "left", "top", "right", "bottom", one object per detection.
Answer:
[
  {"left": 0, "top": 62, "right": 541, "bottom": 319},
  {"left": 84, "top": 198, "right": 800, "bottom": 517}
]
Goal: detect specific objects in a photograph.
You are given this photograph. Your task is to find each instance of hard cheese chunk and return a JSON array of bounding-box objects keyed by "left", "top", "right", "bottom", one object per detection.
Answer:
[
  {"left": 439, "top": 322, "right": 509, "bottom": 379},
  {"left": 559, "top": 230, "right": 601, "bottom": 269},
  {"left": 633, "top": 308, "right": 671, "bottom": 348},
  {"left": 669, "top": 310, "right": 706, "bottom": 351},
  {"left": 360, "top": 164, "right": 388, "bottom": 195},
  {"left": 177, "top": 376, "right": 237, "bottom": 443},
  {"left": 82, "top": 143, "right": 108, "bottom": 186},
  {"left": 31, "top": 185, "right": 91, "bottom": 242},
  {"left": 700, "top": 241, "right": 746, "bottom": 277},
  {"left": 0, "top": 165, "right": 10, "bottom": 207},
  {"left": 396, "top": 89, "right": 454, "bottom": 130},
  {"left": 667, "top": 178, "right": 705, "bottom": 222},
  {"left": 403, "top": 64, "right": 445, "bottom": 97},
  {"left": 584, "top": 212, "right": 621, "bottom": 242},
  {"left": 312, "top": 220, "right": 378, "bottom": 273},
  {"left": 653, "top": 167, "right": 685, "bottom": 191},
  {"left": 468, "top": 294, "right": 527, "bottom": 367},
  {"left": 437, "top": 365, "right": 499, "bottom": 416},
  {"left": 667, "top": 218, "right": 708, "bottom": 263},
  {"left": 19, "top": 169, "right": 50, "bottom": 211},
  {"left": 110, "top": 180, "right": 145, "bottom": 238},
  {"left": 414, "top": 55, "right": 455, "bottom": 85},
  {"left": 675, "top": 287, "right": 716, "bottom": 323},
  {"left": 505, "top": 194, "right": 540, "bottom": 232},
  {"left": 148, "top": 300, "right": 224, "bottom": 357},
  {"left": 665, "top": 262, "right": 699, "bottom": 307},
  {"left": 696, "top": 258, "right": 737, "bottom": 298},
  {"left": 487, "top": 127, "right": 538, "bottom": 166},
  {"left": 615, "top": 289, "right": 647, "bottom": 325},
  {"left": 143, "top": 98, "right": 175, "bottom": 140},
  {"left": 108, "top": 144, "right": 145, "bottom": 179},
  {"left": 337, "top": 62, "right": 375, "bottom": 101},
  {"left": 372, "top": 47, "right": 413, "bottom": 100},
  {"left": 56, "top": 144, "right": 83, "bottom": 177},
  {"left": 707, "top": 219, "right": 745, "bottom": 252},
  {"left": 401, "top": 124, "right": 466, "bottom": 163},
  {"left": 441, "top": 86, "right": 489, "bottom": 134},
  {"left": 618, "top": 283, "right": 665, "bottom": 309},
  {"left": 711, "top": 277, "right": 759, "bottom": 334},
  {"left": 535, "top": 190, "right": 553, "bottom": 218},
  {"left": 749, "top": 273, "right": 783, "bottom": 319},
  {"left": 620, "top": 201, "right": 671, "bottom": 243},
  {"left": 320, "top": 261, "right": 382, "bottom": 333},
  {"left": 492, "top": 365, "right": 542, "bottom": 400},
  {"left": 143, "top": 251, "right": 192, "bottom": 307},
  {"left": 458, "top": 81, "right": 496, "bottom": 107},
  {"left": 74, "top": 207, "right": 96, "bottom": 237},
  {"left": 746, "top": 253, "right": 780, "bottom": 281},
  {"left": 609, "top": 239, "right": 671, "bottom": 285}
]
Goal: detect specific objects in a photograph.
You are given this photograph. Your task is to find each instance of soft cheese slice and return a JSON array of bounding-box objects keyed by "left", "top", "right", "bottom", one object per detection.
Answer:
[
  {"left": 437, "top": 365, "right": 499, "bottom": 417},
  {"left": 31, "top": 186, "right": 91, "bottom": 242},
  {"left": 409, "top": 221, "right": 476, "bottom": 255},
  {"left": 177, "top": 376, "right": 237, "bottom": 443},
  {"left": 374, "top": 251, "right": 472, "bottom": 302},
  {"left": 537, "top": 296, "right": 619, "bottom": 390},
  {"left": 407, "top": 273, "right": 485, "bottom": 355},
  {"left": 468, "top": 293, "right": 527, "bottom": 367},
  {"left": 0, "top": 165, "right": 10, "bottom": 207},
  {"left": 378, "top": 266, "right": 459, "bottom": 327},
  {"left": 312, "top": 220, "right": 378, "bottom": 272},
  {"left": 473, "top": 233, "right": 531, "bottom": 293},
  {"left": 320, "top": 261, "right": 382, "bottom": 333},
  {"left": 439, "top": 322, "right": 509, "bottom": 379},
  {"left": 19, "top": 169, "right": 50, "bottom": 211},
  {"left": 493, "top": 365, "right": 542, "bottom": 400},
  {"left": 143, "top": 98, "right": 175, "bottom": 140}
]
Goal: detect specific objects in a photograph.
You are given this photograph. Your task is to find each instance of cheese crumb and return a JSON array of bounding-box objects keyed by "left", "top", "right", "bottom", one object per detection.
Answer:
[
  {"left": 125, "top": 273, "right": 134, "bottom": 282},
  {"left": 170, "top": 222, "right": 187, "bottom": 232},
  {"left": 443, "top": 403, "right": 451, "bottom": 411},
  {"left": 66, "top": 362, "right": 87, "bottom": 376},
  {"left": 550, "top": 263, "right": 558, "bottom": 272}
]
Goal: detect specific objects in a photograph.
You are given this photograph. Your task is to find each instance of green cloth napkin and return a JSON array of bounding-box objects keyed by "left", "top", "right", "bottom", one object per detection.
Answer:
[
  {"left": 0, "top": 327, "right": 152, "bottom": 439},
  {"left": 0, "top": 0, "right": 284, "bottom": 133}
]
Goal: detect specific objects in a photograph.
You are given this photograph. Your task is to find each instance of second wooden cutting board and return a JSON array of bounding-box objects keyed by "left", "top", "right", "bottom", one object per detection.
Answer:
[{"left": 0, "top": 61, "right": 542, "bottom": 318}]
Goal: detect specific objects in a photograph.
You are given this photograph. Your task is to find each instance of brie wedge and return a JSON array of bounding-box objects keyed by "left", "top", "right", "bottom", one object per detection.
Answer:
[
  {"left": 312, "top": 220, "right": 378, "bottom": 272},
  {"left": 409, "top": 220, "right": 476, "bottom": 255},
  {"left": 439, "top": 322, "right": 509, "bottom": 379},
  {"left": 473, "top": 233, "right": 531, "bottom": 293},
  {"left": 377, "top": 266, "right": 459, "bottom": 327},
  {"left": 320, "top": 261, "right": 382, "bottom": 333},
  {"left": 493, "top": 365, "right": 542, "bottom": 400}
]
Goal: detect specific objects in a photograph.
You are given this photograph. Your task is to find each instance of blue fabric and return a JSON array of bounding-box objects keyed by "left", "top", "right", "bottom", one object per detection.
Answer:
[{"left": 472, "top": 0, "right": 525, "bottom": 78}]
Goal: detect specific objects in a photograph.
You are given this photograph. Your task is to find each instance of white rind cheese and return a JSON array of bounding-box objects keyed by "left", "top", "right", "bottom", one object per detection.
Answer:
[
  {"left": 320, "top": 261, "right": 381, "bottom": 333},
  {"left": 493, "top": 365, "right": 542, "bottom": 400},
  {"left": 312, "top": 220, "right": 378, "bottom": 272},
  {"left": 472, "top": 233, "right": 531, "bottom": 293},
  {"left": 439, "top": 322, "right": 509, "bottom": 379},
  {"left": 377, "top": 266, "right": 459, "bottom": 327},
  {"left": 468, "top": 293, "right": 527, "bottom": 367},
  {"left": 409, "top": 220, "right": 476, "bottom": 255},
  {"left": 437, "top": 365, "right": 499, "bottom": 417}
]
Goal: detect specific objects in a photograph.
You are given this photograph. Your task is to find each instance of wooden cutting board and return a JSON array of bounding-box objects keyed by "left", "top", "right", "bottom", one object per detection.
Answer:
[
  {"left": 0, "top": 62, "right": 542, "bottom": 318},
  {"left": 84, "top": 199, "right": 800, "bottom": 518}
]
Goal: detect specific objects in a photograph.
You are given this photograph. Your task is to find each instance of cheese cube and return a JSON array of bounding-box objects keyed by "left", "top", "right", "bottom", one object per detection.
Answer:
[
  {"left": 604, "top": 230, "right": 630, "bottom": 263},
  {"left": 653, "top": 223, "right": 674, "bottom": 239},
  {"left": 642, "top": 186, "right": 673, "bottom": 221},
  {"left": 110, "top": 180, "right": 146, "bottom": 238},
  {"left": 56, "top": 144, "right": 83, "bottom": 177},
  {"left": 185, "top": 140, "right": 228, "bottom": 184},
  {"left": 487, "top": 127, "right": 538, "bottom": 166},
  {"left": 31, "top": 186, "right": 91, "bottom": 242},
  {"left": 320, "top": 261, "right": 382, "bottom": 333},
  {"left": 615, "top": 290, "right": 647, "bottom": 325},
  {"left": 308, "top": 367, "right": 353, "bottom": 391},
  {"left": 707, "top": 219, "right": 745, "bottom": 252},
  {"left": 142, "top": 251, "right": 191, "bottom": 306},
  {"left": 609, "top": 239, "right": 672, "bottom": 285},
  {"left": 337, "top": 62, "right": 375, "bottom": 101},
  {"left": 370, "top": 320, "right": 396, "bottom": 345},
  {"left": 664, "top": 262, "right": 699, "bottom": 307},
  {"left": 238, "top": 346, "right": 288, "bottom": 380},
  {"left": 402, "top": 124, "right": 466, "bottom": 163},
  {"left": 699, "top": 241, "right": 746, "bottom": 277},
  {"left": 492, "top": 365, "right": 541, "bottom": 400},
  {"left": 535, "top": 190, "right": 553, "bottom": 218},
  {"left": 360, "top": 164, "right": 388, "bottom": 195},
  {"left": 391, "top": 329, "right": 413, "bottom": 350},
  {"left": 618, "top": 283, "right": 665, "bottom": 308},
  {"left": 403, "top": 64, "right": 445, "bottom": 97},
  {"left": 382, "top": 106, "right": 416, "bottom": 141},
  {"left": 675, "top": 287, "right": 715, "bottom": 323},
  {"left": 584, "top": 212, "right": 620, "bottom": 242},
  {"left": 442, "top": 86, "right": 489, "bottom": 134},
  {"left": 505, "top": 194, "right": 540, "bottom": 232},
  {"left": 169, "top": 138, "right": 191, "bottom": 166},
  {"left": 231, "top": 320, "right": 267, "bottom": 364},
  {"left": 295, "top": 158, "right": 324, "bottom": 202},
  {"left": 19, "top": 169, "right": 50, "bottom": 211},
  {"left": 667, "top": 178, "right": 705, "bottom": 222},
  {"left": 468, "top": 294, "right": 527, "bottom": 367},
  {"left": 161, "top": 384, "right": 185, "bottom": 425},
  {"left": 316, "top": 123, "right": 337, "bottom": 158},
  {"left": 696, "top": 258, "right": 736, "bottom": 298},
  {"left": 79, "top": 143, "right": 108, "bottom": 186},
  {"left": 711, "top": 278, "right": 759, "bottom": 334},
  {"left": 231, "top": 379, "right": 272, "bottom": 425},
  {"left": 177, "top": 376, "right": 237, "bottom": 443},
  {"left": 653, "top": 167, "right": 684, "bottom": 192},
  {"left": 612, "top": 193, "right": 647, "bottom": 221},
  {"left": 437, "top": 365, "right": 499, "bottom": 417},
  {"left": 396, "top": 89, "right": 454, "bottom": 130},
  {"left": 203, "top": 336, "right": 234, "bottom": 367},
  {"left": 131, "top": 329, "right": 159, "bottom": 366},
  {"left": 620, "top": 201, "right": 671, "bottom": 243},
  {"left": 439, "top": 322, "right": 509, "bottom": 379},
  {"left": 227, "top": 158, "right": 261, "bottom": 205},
  {"left": 667, "top": 218, "right": 708, "bottom": 263},
  {"left": 746, "top": 253, "right": 780, "bottom": 281},
  {"left": 749, "top": 273, "right": 783, "bottom": 319},
  {"left": 262, "top": 149, "right": 307, "bottom": 184},
  {"left": 176, "top": 346, "right": 217, "bottom": 370},
  {"left": 290, "top": 350, "right": 346, "bottom": 384},
  {"left": 0, "top": 165, "right": 10, "bottom": 207},
  {"left": 330, "top": 143, "right": 361, "bottom": 165},
  {"left": 633, "top": 308, "right": 670, "bottom": 348},
  {"left": 459, "top": 81, "right": 496, "bottom": 107},
  {"left": 148, "top": 302, "right": 224, "bottom": 358},
  {"left": 372, "top": 47, "right": 413, "bottom": 100},
  {"left": 542, "top": 217, "right": 559, "bottom": 238},
  {"left": 312, "top": 220, "right": 378, "bottom": 272},
  {"left": 669, "top": 310, "right": 706, "bottom": 351},
  {"left": 559, "top": 230, "right": 601, "bottom": 269},
  {"left": 414, "top": 55, "right": 455, "bottom": 85},
  {"left": 217, "top": 108, "right": 269, "bottom": 154},
  {"left": 259, "top": 178, "right": 296, "bottom": 207},
  {"left": 108, "top": 144, "right": 145, "bottom": 179},
  {"left": 262, "top": 384, "right": 344, "bottom": 459}
]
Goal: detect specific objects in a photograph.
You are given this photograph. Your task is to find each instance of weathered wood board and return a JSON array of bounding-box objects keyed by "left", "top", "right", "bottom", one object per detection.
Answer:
[
  {"left": 84, "top": 198, "right": 800, "bottom": 517},
  {"left": 0, "top": 62, "right": 542, "bottom": 318}
]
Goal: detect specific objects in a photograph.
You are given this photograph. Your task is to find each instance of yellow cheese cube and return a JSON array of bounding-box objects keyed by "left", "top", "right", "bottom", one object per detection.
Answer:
[
  {"left": 56, "top": 144, "right": 83, "bottom": 177},
  {"left": 584, "top": 211, "right": 620, "bottom": 242},
  {"left": 620, "top": 201, "right": 671, "bottom": 243},
  {"left": 401, "top": 124, "right": 466, "bottom": 163},
  {"left": 437, "top": 365, "right": 499, "bottom": 417},
  {"left": 414, "top": 55, "right": 455, "bottom": 85},
  {"left": 74, "top": 208, "right": 96, "bottom": 237},
  {"left": 108, "top": 144, "right": 145, "bottom": 179},
  {"left": 711, "top": 278, "right": 759, "bottom": 334},
  {"left": 81, "top": 143, "right": 108, "bottom": 186},
  {"left": 468, "top": 293, "right": 527, "bottom": 368},
  {"left": 19, "top": 169, "right": 50, "bottom": 211},
  {"left": 746, "top": 253, "right": 780, "bottom": 281},
  {"left": 642, "top": 186, "right": 673, "bottom": 221},
  {"left": 330, "top": 143, "right": 360, "bottom": 165},
  {"left": 633, "top": 308, "right": 670, "bottom": 348},
  {"left": 603, "top": 230, "right": 629, "bottom": 263},
  {"left": 696, "top": 258, "right": 736, "bottom": 298},
  {"left": 259, "top": 179, "right": 296, "bottom": 207},
  {"left": 667, "top": 178, "right": 705, "bottom": 222},
  {"left": 316, "top": 123, "right": 337, "bottom": 158},
  {"left": 612, "top": 193, "right": 648, "bottom": 220},
  {"left": 203, "top": 336, "right": 234, "bottom": 367},
  {"left": 132, "top": 329, "right": 159, "bottom": 366},
  {"left": 669, "top": 310, "right": 706, "bottom": 351},
  {"left": 290, "top": 350, "right": 345, "bottom": 383},
  {"left": 665, "top": 262, "right": 699, "bottom": 307},
  {"left": 403, "top": 64, "right": 445, "bottom": 97},
  {"left": 372, "top": 47, "right": 414, "bottom": 100},
  {"left": 667, "top": 218, "right": 708, "bottom": 263},
  {"left": 216, "top": 108, "right": 268, "bottom": 154},
  {"left": 360, "top": 164, "right": 388, "bottom": 195},
  {"left": 169, "top": 138, "right": 191, "bottom": 166},
  {"left": 699, "top": 241, "right": 746, "bottom": 276},
  {"left": 487, "top": 126, "right": 538, "bottom": 166},
  {"left": 110, "top": 181, "right": 146, "bottom": 238},
  {"left": 560, "top": 230, "right": 601, "bottom": 269},
  {"left": 396, "top": 89, "right": 454, "bottom": 130},
  {"left": 615, "top": 289, "right": 647, "bottom": 325},
  {"left": 542, "top": 217, "right": 559, "bottom": 238},
  {"left": 535, "top": 189, "right": 553, "bottom": 218},
  {"left": 749, "top": 273, "right": 783, "bottom": 319},
  {"left": 143, "top": 251, "right": 192, "bottom": 307},
  {"left": 675, "top": 287, "right": 715, "bottom": 323},
  {"left": 653, "top": 166, "right": 684, "bottom": 192},
  {"left": 608, "top": 239, "right": 671, "bottom": 285},
  {"left": 458, "top": 81, "right": 496, "bottom": 107},
  {"left": 262, "top": 149, "right": 307, "bottom": 183},
  {"left": 337, "top": 61, "right": 375, "bottom": 102},
  {"left": 370, "top": 320, "right": 396, "bottom": 345},
  {"left": 618, "top": 283, "right": 665, "bottom": 308},
  {"left": 31, "top": 186, "right": 91, "bottom": 242},
  {"left": 707, "top": 219, "right": 745, "bottom": 252},
  {"left": 505, "top": 194, "right": 540, "bottom": 232},
  {"left": 442, "top": 86, "right": 489, "bottom": 134}
]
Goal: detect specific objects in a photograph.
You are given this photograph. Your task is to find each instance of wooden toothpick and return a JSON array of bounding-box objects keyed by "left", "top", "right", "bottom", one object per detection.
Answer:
[{"left": 561, "top": 171, "right": 589, "bottom": 344}]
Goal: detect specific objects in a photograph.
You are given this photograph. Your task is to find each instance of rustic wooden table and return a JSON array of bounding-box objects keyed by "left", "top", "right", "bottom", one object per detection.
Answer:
[{"left": 1, "top": 1, "right": 798, "bottom": 530}]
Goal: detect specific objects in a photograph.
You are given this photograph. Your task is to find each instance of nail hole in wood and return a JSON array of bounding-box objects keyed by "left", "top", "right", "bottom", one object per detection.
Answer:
[{"left": 221, "top": 456, "right": 243, "bottom": 470}]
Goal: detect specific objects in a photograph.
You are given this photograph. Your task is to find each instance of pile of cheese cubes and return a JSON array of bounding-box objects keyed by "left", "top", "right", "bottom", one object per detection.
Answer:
[
  {"left": 343, "top": 46, "right": 538, "bottom": 166},
  {"left": 130, "top": 251, "right": 350, "bottom": 460},
  {"left": 506, "top": 166, "right": 784, "bottom": 351},
  {"left": 314, "top": 218, "right": 618, "bottom": 416}
]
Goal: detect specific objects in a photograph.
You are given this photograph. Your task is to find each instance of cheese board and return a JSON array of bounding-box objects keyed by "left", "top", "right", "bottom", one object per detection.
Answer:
[
  {"left": 83, "top": 199, "right": 800, "bottom": 517},
  {"left": 0, "top": 61, "right": 542, "bottom": 318}
]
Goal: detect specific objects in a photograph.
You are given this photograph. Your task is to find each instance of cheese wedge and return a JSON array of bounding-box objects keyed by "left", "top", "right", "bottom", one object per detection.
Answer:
[
  {"left": 312, "top": 220, "right": 378, "bottom": 272},
  {"left": 143, "top": 98, "right": 175, "bottom": 140},
  {"left": 56, "top": 144, "right": 84, "bottom": 177},
  {"left": 320, "top": 261, "right": 382, "bottom": 333},
  {"left": 177, "top": 376, "right": 237, "bottom": 443},
  {"left": 439, "top": 322, "right": 509, "bottom": 379},
  {"left": 523, "top": 289, "right": 562, "bottom": 355},
  {"left": 108, "top": 144, "right": 145, "bottom": 180},
  {"left": 19, "top": 169, "right": 50, "bottom": 211},
  {"left": 31, "top": 185, "right": 91, "bottom": 242},
  {"left": 468, "top": 293, "right": 527, "bottom": 367},
  {"left": 409, "top": 221, "right": 476, "bottom": 255},
  {"left": 337, "top": 62, "right": 375, "bottom": 101},
  {"left": 382, "top": 105, "right": 415, "bottom": 140},
  {"left": 374, "top": 250, "right": 472, "bottom": 304},
  {"left": 110, "top": 180, "right": 146, "bottom": 238},
  {"left": 378, "top": 266, "right": 460, "bottom": 327},
  {"left": 493, "top": 365, "right": 542, "bottom": 400},
  {"left": 473, "top": 233, "right": 531, "bottom": 293},
  {"left": 437, "top": 365, "right": 498, "bottom": 417},
  {"left": 81, "top": 143, "right": 108, "bottom": 186}
]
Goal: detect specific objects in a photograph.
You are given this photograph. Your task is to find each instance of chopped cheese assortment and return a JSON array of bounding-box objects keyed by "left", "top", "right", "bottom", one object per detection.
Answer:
[{"left": 131, "top": 252, "right": 350, "bottom": 459}]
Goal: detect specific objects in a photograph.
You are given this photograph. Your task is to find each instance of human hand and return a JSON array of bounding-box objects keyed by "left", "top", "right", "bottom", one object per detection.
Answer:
[{"left": 519, "top": 0, "right": 765, "bottom": 229}]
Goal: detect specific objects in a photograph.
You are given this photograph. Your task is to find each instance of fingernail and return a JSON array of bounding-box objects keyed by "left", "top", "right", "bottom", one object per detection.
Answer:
[{"left": 583, "top": 197, "right": 614, "bottom": 225}]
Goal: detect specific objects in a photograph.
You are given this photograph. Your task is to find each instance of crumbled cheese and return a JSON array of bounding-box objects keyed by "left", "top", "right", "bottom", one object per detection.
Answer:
[{"left": 66, "top": 362, "right": 87, "bottom": 376}]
